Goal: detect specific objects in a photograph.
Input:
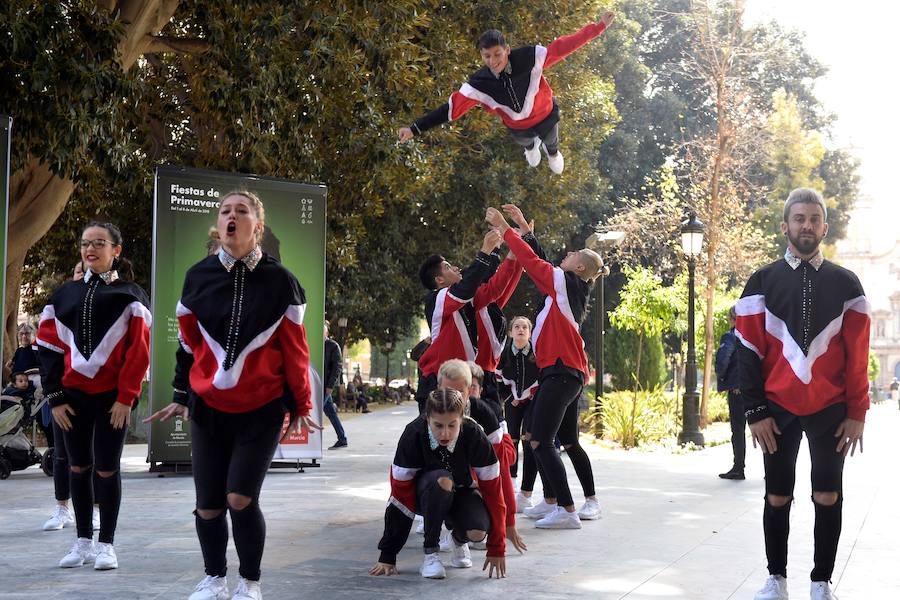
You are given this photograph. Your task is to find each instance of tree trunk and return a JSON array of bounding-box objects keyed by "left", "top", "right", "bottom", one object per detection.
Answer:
[
  {"left": 3, "top": 0, "right": 184, "bottom": 365},
  {"left": 4, "top": 159, "right": 77, "bottom": 363},
  {"left": 630, "top": 331, "right": 644, "bottom": 448}
]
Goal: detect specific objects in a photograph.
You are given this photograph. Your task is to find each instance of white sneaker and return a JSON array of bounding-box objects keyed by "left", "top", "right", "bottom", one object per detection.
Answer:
[
  {"left": 449, "top": 541, "right": 472, "bottom": 569},
  {"left": 577, "top": 498, "right": 602, "bottom": 520},
  {"left": 810, "top": 581, "right": 838, "bottom": 600},
  {"left": 754, "top": 574, "right": 789, "bottom": 600},
  {"left": 523, "top": 499, "right": 556, "bottom": 520},
  {"left": 420, "top": 553, "right": 446, "bottom": 579},
  {"left": 43, "top": 505, "right": 74, "bottom": 531},
  {"left": 94, "top": 542, "right": 118, "bottom": 570},
  {"left": 524, "top": 137, "right": 542, "bottom": 167},
  {"left": 545, "top": 146, "right": 565, "bottom": 174},
  {"left": 59, "top": 537, "right": 95, "bottom": 568},
  {"left": 232, "top": 577, "right": 262, "bottom": 600},
  {"left": 534, "top": 506, "right": 582, "bottom": 529},
  {"left": 189, "top": 575, "right": 229, "bottom": 600},
  {"left": 92, "top": 507, "right": 100, "bottom": 532},
  {"left": 515, "top": 492, "right": 536, "bottom": 514},
  {"left": 438, "top": 528, "right": 452, "bottom": 552},
  {"left": 469, "top": 538, "right": 487, "bottom": 551}
]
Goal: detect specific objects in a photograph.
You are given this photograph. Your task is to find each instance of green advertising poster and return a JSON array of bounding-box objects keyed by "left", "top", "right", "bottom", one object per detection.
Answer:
[
  {"left": 1, "top": 115, "right": 10, "bottom": 356},
  {"left": 149, "top": 166, "right": 326, "bottom": 465}
]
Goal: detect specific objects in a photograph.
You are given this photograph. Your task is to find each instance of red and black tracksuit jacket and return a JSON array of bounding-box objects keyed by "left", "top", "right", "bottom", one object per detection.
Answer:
[
  {"left": 417, "top": 251, "right": 499, "bottom": 379},
  {"left": 37, "top": 271, "right": 151, "bottom": 407},
  {"left": 378, "top": 416, "right": 506, "bottom": 564},
  {"left": 503, "top": 229, "right": 591, "bottom": 379},
  {"left": 410, "top": 21, "right": 610, "bottom": 135},
  {"left": 469, "top": 396, "right": 518, "bottom": 528},
  {"left": 736, "top": 257, "right": 870, "bottom": 423},
  {"left": 172, "top": 253, "right": 312, "bottom": 417},
  {"left": 497, "top": 341, "right": 540, "bottom": 403},
  {"left": 474, "top": 256, "right": 523, "bottom": 409}
]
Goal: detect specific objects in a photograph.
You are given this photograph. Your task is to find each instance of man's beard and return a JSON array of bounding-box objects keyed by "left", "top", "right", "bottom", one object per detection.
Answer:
[{"left": 788, "top": 231, "right": 822, "bottom": 255}]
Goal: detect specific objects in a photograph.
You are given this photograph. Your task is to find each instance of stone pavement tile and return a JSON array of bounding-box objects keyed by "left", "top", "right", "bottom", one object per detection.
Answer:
[{"left": 2, "top": 402, "right": 899, "bottom": 599}]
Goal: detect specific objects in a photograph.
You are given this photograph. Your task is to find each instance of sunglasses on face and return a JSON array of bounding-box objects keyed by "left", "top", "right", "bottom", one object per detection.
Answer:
[{"left": 79, "top": 239, "right": 116, "bottom": 250}]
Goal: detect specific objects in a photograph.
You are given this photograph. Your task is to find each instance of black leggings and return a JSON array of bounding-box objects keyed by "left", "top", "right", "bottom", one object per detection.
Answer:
[
  {"left": 191, "top": 396, "right": 285, "bottom": 581},
  {"left": 506, "top": 398, "right": 541, "bottom": 494},
  {"left": 417, "top": 469, "right": 490, "bottom": 552},
  {"left": 60, "top": 389, "right": 128, "bottom": 544},
  {"left": 528, "top": 374, "right": 595, "bottom": 508},
  {"left": 762, "top": 405, "right": 846, "bottom": 581},
  {"left": 51, "top": 419, "right": 70, "bottom": 502}
]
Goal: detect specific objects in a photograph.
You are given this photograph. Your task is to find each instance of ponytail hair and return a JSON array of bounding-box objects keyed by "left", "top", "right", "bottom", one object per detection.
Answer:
[
  {"left": 424, "top": 388, "right": 466, "bottom": 418},
  {"left": 83, "top": 220, "right": 135, "bottom": 281}
]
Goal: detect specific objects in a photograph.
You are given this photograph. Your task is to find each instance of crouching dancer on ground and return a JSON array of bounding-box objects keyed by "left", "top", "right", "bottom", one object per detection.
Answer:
[
  {"left": 370, "top": 388, "right": 509, "bottom": 579},
  {"left": 146, "top": 190, "right": 322, "bottom": 600}
]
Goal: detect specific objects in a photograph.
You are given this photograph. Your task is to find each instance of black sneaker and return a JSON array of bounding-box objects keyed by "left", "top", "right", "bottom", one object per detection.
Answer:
[
  {"left": 718, "top": 468, "right": 745, "bottom": 480},
  {"left": 329, "top": 440, "right": 348, "bottom": 449}
]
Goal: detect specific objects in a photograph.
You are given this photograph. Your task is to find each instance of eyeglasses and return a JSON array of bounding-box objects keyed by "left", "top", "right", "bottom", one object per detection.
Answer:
[{"left": 79, "top": 239, "right": 116, "bottom": 249}]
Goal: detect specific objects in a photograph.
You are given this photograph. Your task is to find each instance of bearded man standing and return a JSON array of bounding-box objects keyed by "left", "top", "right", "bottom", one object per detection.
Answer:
[{"left": 736, "top": 188, "right": 870, "bottom": 600}]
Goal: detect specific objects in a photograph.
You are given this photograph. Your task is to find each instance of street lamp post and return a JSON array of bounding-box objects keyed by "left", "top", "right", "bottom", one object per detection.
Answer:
[
  {"left": 586, "top": 230, "right": 625, "bottom": 436},
  {"left": 678, "top": 212, "right": 706, "bottom": 447},
  {"left": 384, "top": 340, "right": 394, "bottom": 384}
]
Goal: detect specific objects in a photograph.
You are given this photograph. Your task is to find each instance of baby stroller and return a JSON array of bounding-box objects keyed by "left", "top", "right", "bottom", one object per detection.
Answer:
[{"left": 0, "top": 392, "right": 45, "bottom": 479}]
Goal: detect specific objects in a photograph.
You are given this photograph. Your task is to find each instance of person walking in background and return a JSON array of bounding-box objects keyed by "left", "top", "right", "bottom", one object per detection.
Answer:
[
  {"left": 716, "top": 305, "right": 745, "bottom": 480},
  {"left": 323, "top": 322, "right": 348, "bottom": 448}
]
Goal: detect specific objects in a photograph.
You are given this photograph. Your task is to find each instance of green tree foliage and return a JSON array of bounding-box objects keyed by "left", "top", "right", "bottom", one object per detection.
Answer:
[
  {"left": 605, "top": 327, "right": 666, "bottom": 390},
  {"left": 609, "top": 265, "right": 679, "bottom": 388},
  {"left": 5, "top": 0, "right": 621, "bottom": 352}
]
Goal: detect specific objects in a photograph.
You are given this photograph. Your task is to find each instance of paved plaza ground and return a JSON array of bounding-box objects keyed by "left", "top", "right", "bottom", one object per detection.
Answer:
[{"left": 1, "top": 401, "right": 898, "bottom": 599}]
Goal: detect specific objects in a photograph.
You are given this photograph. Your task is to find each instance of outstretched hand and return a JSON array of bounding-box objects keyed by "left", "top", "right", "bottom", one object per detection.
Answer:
[
  {"left": 834, "top": 418, "right": 864, "bottom": 456},
  {"left": 143, "top": 402, "right": 189, "bottom": 424},
  {"left": 506, "top": 524, "right": 528, "bottom": 554},
  {"left": 485, "top": 207, "right": 510, "bottom": 232},
  {"left": 600, "top": 11, "right": 615, "bottom": 28},
  {"left": 502, "top": 203, "right": 533, "bottom": 232},
  {"left": 481, "top": 228, "right": 503, "bottom": 253},
  {"left": 369, "top": 562, "right": 399, "bottom": 576},
  {"left": 288, "top": 413, "right": 324, "bottom": 438},
  {"left": 398, "top": 127, "right": 414, "bottom": 142},
  {"left": 483, "top": 555, "right": 507, "bottom": 578},
  {"left": 749, "top": 417, "right": 780, "bottom": 454}
]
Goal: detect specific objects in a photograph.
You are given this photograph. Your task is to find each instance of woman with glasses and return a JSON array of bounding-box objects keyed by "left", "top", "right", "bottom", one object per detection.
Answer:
[
  {"left": 37, "top": 221, "right": 151, "bottom": 571},
  {"left": 146, "top": 190, "right": 320, "bottom": 600}
]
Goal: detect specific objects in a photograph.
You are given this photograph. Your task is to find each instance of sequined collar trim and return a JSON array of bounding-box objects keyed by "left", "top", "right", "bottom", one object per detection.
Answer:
[
  {"left": 512, "top": 342, "right": 531, "bottom": 356},
  {"left": 218, "top": 246, "right": 262, "bottom": 273},
  {"left": 83, "top": 269, "right": 118, "bottom": 284},
  {"left": 784, "top": 247, "right": 824, "bottom": 271},
  {"left": 427, "top": 423, "right": 458, "bottom": 453}
]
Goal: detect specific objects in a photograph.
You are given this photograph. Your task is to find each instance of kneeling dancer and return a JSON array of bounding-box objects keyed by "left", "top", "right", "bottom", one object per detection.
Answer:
[{"left": 371, "top": 388, "right": 508, "bottom": 579}]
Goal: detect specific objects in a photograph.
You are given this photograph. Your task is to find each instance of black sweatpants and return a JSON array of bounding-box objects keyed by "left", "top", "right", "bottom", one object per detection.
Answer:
[
  {"left": 762, "top": 403, "right": 847, "bottom": 581},
  {"left": 60, "top": 389, "right": 127, "bottom": 544},
  {"left": 727, "top": 390, "right": 747, "bottom": 470},
  {"left": 190, "top": 395, "right": 285, "bottom": 581},
  {"left": 416, "top": 469, "right": 490, "bottom": 552},
  {"left": 507, "top": 103, "right": 561, "bottom": 155},
  {"left": 506, "top": 398, "right": 542, "bottom": 495},
  {"left": 528, "top": 372, "right": 594, "bottom": 508}
]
